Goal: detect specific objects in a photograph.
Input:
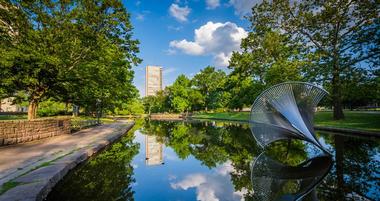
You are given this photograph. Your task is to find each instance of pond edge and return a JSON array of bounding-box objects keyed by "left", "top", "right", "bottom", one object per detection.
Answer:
[{"left": 0, "top": 122, "right": 135, "bottom": 201}]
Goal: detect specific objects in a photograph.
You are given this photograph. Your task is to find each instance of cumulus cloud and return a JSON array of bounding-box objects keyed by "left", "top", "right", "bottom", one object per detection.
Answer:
[
  {"left": 170, "top": 40, "right": 204, "bottom": 55},
  {"left": 169, "top": 4, "right": 191, "bottom": 22},
  {"left": 135, "top": 10, "right": 150, "bottom": 21},
  {"left": 163, "top": 67, "right": 177, "bottom": 75},
  {"left": 229, "top": 0, "right": 260, "bottom": 17},
  {"left": 206, "top": 0, "right": 220, "bottom": 9},
  {"left": 169, "top": 21, "right": 247, "bottom": 67},
  {"left": 170, "top": 162, "right": 247, "bottom": 201}
]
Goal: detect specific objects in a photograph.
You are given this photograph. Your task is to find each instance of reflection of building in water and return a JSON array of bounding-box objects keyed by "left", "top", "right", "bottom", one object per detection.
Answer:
[{"left": 145, "top": 135, "right": 164, "bottom": 166}]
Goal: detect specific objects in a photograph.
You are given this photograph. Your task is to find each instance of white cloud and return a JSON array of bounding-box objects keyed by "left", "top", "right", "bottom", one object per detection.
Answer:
[
  {"left": 206, "top": 0, "right": 220, "bottom": 9},
  {"left": 136, "top": 13, "right": 145, "bottom": 21},
  {"left": 169, "top": 4, "right": 191, "bottom": 22},
  {"left": 135, "top": 10, "right": 150, "bottom": 21},
  {"left": 169, "top": 21, "right": 248, "bottom": 67},
  {"left": 163, "top": 67, "right": 177, "bottom": 75},
  {"left": 170, "top": 162, "right": 247, "bottom": 201},
  {"left": 229, "top": 0, "right": 260, "bottom": 17},
  {"left": 214, "top": 52, "right": 232, "bottom": 67},
  {"left": 168, "top": 25, "right": 183, "bottom": 31},
  {"left": 169, "top": 40, "right": 205, "bottom": 55}
]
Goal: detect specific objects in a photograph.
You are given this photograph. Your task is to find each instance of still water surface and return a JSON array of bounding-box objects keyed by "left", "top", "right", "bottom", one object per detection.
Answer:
[{"left": 47, "top": 120, "right": 379, "bottom": 201}]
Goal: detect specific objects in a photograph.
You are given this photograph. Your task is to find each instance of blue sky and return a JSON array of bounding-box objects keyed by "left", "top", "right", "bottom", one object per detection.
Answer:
[{"left": 122, "top": 0, "right": 258, "bottom": 96}]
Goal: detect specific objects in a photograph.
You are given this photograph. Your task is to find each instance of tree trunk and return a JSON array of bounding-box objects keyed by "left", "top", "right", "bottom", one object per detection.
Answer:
[
  {"left": 28, "top": 100, "right": 38, "bottom": 120},
  {"left": 332, "top": 61, "right": 345, "bottom": 120}
]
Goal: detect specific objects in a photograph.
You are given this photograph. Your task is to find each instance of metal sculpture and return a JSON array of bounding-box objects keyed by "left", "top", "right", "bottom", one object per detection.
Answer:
[
  {"left": 249, "top": 82, "right": 329, "bottom": 152},
  {"left": 251, "top": 153, "right": 332, "bottom": 201}
]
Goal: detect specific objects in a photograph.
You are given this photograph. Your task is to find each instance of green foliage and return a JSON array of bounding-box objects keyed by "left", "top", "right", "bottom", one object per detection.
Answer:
[
  {"left": 37, "top": 99, "right": 67, "bottom": 117},
  {"left": 192, "top": 66, "right": 228, "bottom": 110},
  {"left": 0, "top": 0, "right": 141, "bottom": 119},
  {"left": 114, "top": 99, "right": 144, "bottom": 115},
  {"left": 142, "top": 90, "right": 170, "bottom": 114},
  {"left": 225, "top": 76, "right": 263, "bottom": 110},
  {"left": 246, "top": 0, "right": 380, "bottom": 119},
  {"left": 168, "top": 75, "right": 192, "bottom": 112},
  {"left": 228, "top": 29, "right": 304, "bottom": 110}
]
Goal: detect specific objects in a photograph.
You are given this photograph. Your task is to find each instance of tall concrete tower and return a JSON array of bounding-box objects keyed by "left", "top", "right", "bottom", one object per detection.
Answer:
[{"left": 145, "top": 66, "right": 163, "bottom": 96}]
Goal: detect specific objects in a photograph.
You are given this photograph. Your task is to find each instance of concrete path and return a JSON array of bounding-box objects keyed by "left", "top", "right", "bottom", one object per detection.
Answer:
[{"left": 0, "top": 121, "right": 135, "bottom": 201}]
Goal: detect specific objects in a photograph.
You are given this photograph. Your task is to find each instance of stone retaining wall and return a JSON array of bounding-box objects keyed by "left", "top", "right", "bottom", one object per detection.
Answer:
[{"left": 0, "top": 118, "right": 70, "bottom": 146}]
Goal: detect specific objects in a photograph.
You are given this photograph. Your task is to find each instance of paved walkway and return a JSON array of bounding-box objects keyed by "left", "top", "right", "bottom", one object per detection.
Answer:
[{"left": 0, "top": 121, "right": 135, "bottom": 201}]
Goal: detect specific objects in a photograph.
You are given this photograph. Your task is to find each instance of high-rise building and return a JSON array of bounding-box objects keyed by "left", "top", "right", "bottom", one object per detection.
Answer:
[{"left": 145, "top": 66, "right": 163, "bottom": 96}]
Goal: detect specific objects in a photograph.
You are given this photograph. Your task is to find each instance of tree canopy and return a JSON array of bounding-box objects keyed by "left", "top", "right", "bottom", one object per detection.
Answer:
[
  {"left": 243, "top": 0, "right": 379, "bottom": 119},
  {"left": 0, "top": 0, "right": 141, "bottom": 119}
]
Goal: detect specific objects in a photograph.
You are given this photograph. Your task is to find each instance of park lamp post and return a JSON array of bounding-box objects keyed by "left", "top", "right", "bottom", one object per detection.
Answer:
[{"left": 96, "top": 99, "right": 101, "bottom": 125}]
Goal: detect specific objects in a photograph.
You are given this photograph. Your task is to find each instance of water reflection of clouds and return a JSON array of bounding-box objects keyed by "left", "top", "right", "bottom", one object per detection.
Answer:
[
  {"left": 170, "top": 161, "right": 246, "bottom": 201},
  {"left": 164, "top": 149, "right": 180, "bottom": 161}
]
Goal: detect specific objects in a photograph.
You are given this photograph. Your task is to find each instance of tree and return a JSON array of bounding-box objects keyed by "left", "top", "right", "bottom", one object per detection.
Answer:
[
  {"left": 248, "top": 0, "right": 379, "bottom": 119},
  {"left": 114, "top": 98, "right": 144, "bottom": 115},
  {"left": 167, "top": 75, "right": 192, "bottom": 113},
  {"left": 192, "top": 66, "right": 228, "bottom": 111},
  {"left": 229, "top": 30, "right": 302, "bottom": 109},
  {"left": 0, "top": 0, "right": 140, "bottom": 119},
  {"left": 225, "top": 75, "right": 263, "bottom": 110},
  {"left": 142, "top": 96, "right": 155, "bottom": 115}
]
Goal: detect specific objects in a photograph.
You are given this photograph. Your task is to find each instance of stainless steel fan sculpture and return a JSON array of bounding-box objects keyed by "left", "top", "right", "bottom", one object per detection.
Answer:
[{"left": 249, "top": 82, "right": 329, "bottom": 152}]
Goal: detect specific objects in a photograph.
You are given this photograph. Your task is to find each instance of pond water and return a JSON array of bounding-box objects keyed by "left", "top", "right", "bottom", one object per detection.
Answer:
[{"left": 47, "top": 120, "right": 379, "bottom": 201}]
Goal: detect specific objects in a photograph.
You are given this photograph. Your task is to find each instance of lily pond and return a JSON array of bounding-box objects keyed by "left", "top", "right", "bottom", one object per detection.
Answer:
[{"left": 47, "top": 120, "right": 379, "bottom": 201}]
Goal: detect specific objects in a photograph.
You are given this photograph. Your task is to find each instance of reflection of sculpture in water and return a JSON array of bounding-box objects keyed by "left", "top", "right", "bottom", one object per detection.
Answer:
[
  {"left": 145, "top": 135, "right": 164, "bottom": 166},
  {"left": 251, "top": 153, "right": 332, "bottom": 201},
  {"left": 249, "top": 82, "right": 329, "bottom": 153}
]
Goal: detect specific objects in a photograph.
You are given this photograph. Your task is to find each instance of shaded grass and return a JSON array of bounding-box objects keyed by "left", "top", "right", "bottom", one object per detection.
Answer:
[
  {"left": 193, "top": 111, "right": 380, "bottom": 132},
  {"left": 314, "top": 111, "right": 380, "bottom": 132},
  {"left": 0, "top": 149, "right": 79, "bottom": 195},
  {"left": 0, "top": 115, "right": 27, "bottom": 120},
  {"left": 0, "top": 181, "right": 23, "bottom": 195}
]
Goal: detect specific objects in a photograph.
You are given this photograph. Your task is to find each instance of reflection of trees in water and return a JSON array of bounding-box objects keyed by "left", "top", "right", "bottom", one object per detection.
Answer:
[
  {"left": 47, "top": 130, "right": 140, "bottom": 201},
  {"left": 317, "top": 134, "right": 379, "bottom": 200},
  {"left": 140, "top": 120, "right": 259, "bottom": 200},
  {"left": 142, "top": 120, "right": 379, "bottom": 200}
]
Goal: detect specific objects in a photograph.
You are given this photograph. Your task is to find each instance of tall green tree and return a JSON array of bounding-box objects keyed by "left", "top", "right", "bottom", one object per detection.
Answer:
[
  {"left": 225, "top": 75, "right": 263, "bottom": 110},
  {"left": 0, "top": 0, "right": 140, "bottom": 119},
  {"left": 192, "top": 66, "right": 228, "bottom": 111},
  {"left": 248, "top": 0, "right": 379, "bottom": 119},
  {"left": 167, "top": 75, "right": 192, "bottom": 113},
  {"left": 229, "top": 30, "right": 303, "bottom": 109}
]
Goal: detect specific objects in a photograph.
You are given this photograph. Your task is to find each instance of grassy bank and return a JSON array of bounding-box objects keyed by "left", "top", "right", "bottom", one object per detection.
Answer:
[
  {"left": 0, "top": 115, "right": 27, "bottom": 120},
  {"left": 193, "top": 111, "right": 380, "bottom": 132}
]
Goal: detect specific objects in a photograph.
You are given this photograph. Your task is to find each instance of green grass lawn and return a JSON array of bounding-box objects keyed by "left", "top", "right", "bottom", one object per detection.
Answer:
[{"left": 193, "top": 111, "right": 380, "bottom": 132}]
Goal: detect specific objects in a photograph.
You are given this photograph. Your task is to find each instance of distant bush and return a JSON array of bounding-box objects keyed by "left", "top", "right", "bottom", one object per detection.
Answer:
[
  {"left": 38, "top": 99, "right": 67, "bottom": 117},
  {"left": 114, "top": 99, "right": 144, "bottom": 115}
]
